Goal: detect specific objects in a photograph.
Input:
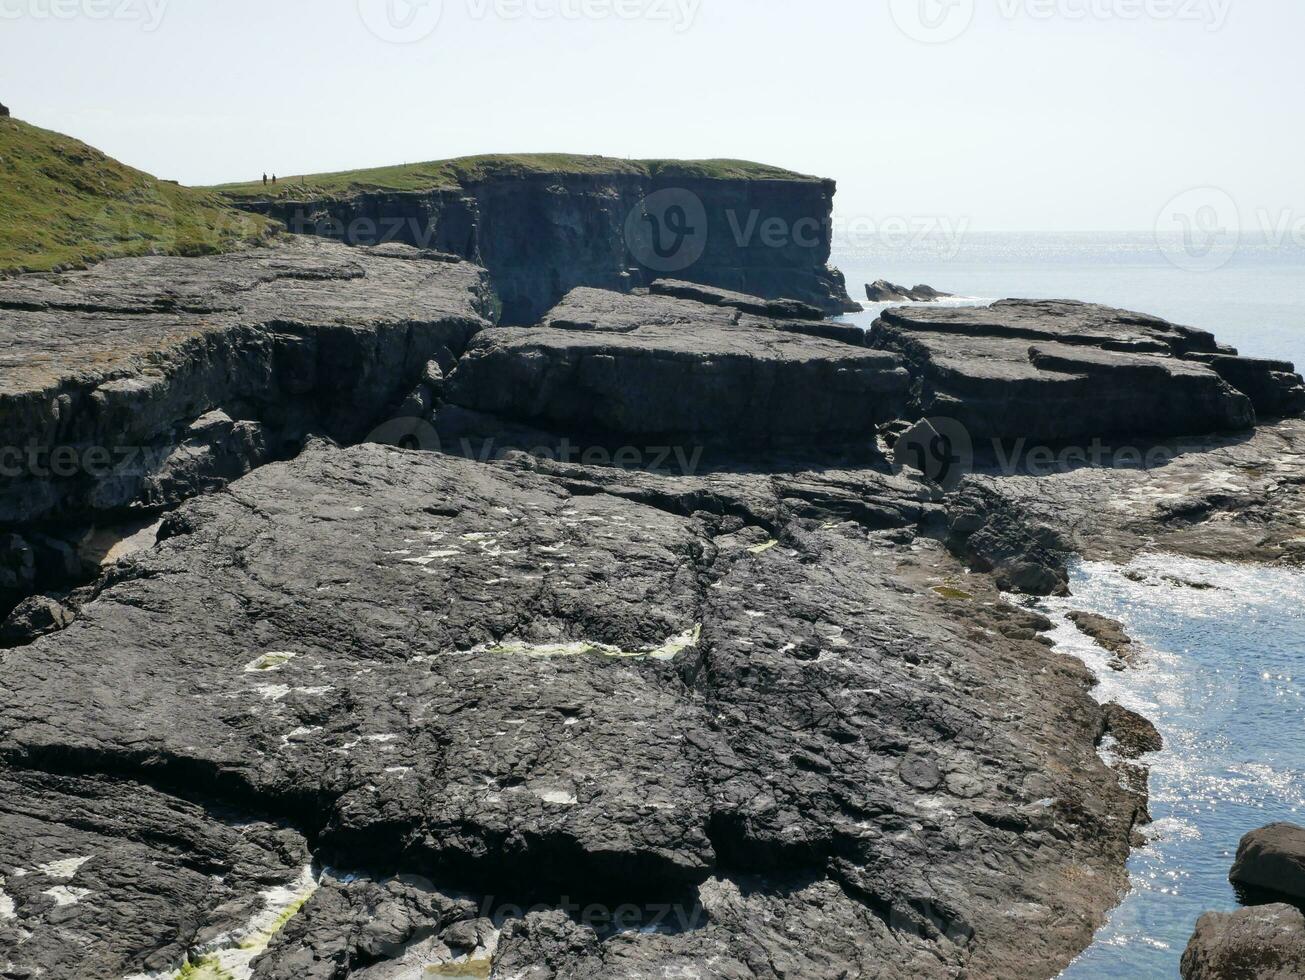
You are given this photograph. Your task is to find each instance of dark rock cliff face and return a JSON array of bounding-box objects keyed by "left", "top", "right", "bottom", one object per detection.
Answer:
[
  {"left": 234, "top": 172, "right": 858, "bottom": 324},
  {"left": 0, "top": 238, "right": 493, "bottom": 615}
]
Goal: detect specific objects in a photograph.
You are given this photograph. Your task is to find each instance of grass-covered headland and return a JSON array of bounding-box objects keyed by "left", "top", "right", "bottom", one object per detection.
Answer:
[
  {"left": 0, "top": 116, "right": 275, "bottom": 274},
  {"left": 210, "top": 153, "right": 822, "bottom": 202}
]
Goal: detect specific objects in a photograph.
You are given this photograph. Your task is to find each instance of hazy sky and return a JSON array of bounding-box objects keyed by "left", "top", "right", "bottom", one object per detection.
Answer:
[{"left": 2, "top": 0, "right": 1302, "bottom": 230}]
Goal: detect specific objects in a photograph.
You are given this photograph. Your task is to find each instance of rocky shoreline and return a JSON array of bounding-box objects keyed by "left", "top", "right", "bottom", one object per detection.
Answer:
[{"left": 1, "top": 213, "right": 1304, "bottom": 978}]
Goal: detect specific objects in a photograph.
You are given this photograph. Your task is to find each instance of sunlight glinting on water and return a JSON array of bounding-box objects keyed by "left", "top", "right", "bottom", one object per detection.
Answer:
[{"left": 1031, "top": 555, "right": 1305, "bottom": 979}]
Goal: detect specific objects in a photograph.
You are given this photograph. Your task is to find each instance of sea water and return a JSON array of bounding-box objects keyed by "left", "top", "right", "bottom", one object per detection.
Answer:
[
  {"left": 1041, "top": 557, "right": 1305, "bottom": 979},
  {"left": 828, "top": 235, "right": 1305, "bottom": 976},
  {"left": 830, "top": 232, "right": 1305, "bottom": 367}
]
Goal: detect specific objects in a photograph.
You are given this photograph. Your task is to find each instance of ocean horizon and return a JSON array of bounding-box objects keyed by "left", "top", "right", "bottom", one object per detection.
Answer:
[{"left": 832, "top": 231, "right": 1305, "bottom": 370}]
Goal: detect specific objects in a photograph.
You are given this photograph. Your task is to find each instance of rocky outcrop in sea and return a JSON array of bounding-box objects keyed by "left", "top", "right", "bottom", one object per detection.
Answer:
[{"left": 866, "top": 280, "right": 953, "bottom": 303}]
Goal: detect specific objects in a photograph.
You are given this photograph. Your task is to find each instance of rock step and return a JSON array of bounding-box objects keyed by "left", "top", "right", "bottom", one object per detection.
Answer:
[
  {"left": 446, "top": 287, "right": 908, "bottom": 447},
  {"left": 872, "top": 299, "right": 1303, "bottom": 442}
]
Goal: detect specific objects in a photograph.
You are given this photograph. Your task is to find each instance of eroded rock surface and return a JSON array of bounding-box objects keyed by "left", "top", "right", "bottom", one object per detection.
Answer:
[
  {"left": 446, "top": 287, "right": 908, "bottom": 447},
  {"left": 0, "top": 238, "right": 493, "bottom": 611},
  {"left": 0, "top": 769, "right": 310, "bottom": 979},
  {"left": 956, "top": 419, "right": 1305, "bottom": 568},
  {"left": 1181, "top": 904, "right": 1305, "bottom": 980},
  {"left": 0, "top": 444, "right": 1146, "bottom": 979},
  {"left": 871, "top": 300, "right": 1305, "bottom": 441}
]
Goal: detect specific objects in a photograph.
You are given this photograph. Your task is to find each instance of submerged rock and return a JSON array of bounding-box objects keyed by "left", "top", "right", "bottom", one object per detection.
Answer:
[
  {"left": 1231, "top": 823, "right": 1305, "bottom": 901},
  {"left": 1068, "top": 611, "right": 1139, "bottom": 669},
  {"left": 1181, "top": 904, "right": 1305, "bottom": 980}
]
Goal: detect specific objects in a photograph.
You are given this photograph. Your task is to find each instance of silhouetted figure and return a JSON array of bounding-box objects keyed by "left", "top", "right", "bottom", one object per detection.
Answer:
[
  {"left": 263, "top": 173, "right": 268, "bottom": 186},
  {"left": 272, "top": 174, "right": 278, "bottom": 185}
]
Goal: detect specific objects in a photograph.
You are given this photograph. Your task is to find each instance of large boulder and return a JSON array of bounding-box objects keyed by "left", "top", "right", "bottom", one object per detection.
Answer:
[
  {"left": 869, "top": 300, "right": 1302, "bottom": 442},
  {"left": 446, "top": 287, "right": 909, "bottom": 447},
  {"left": 1231, "top": 823, "right": 1305, "bottom": 900},
  {"left": 1181, "top": 904, "right": 1305, "bottom": 980},
  {"left": 0, "top": 594, "right": 73, "bottom": 647}
]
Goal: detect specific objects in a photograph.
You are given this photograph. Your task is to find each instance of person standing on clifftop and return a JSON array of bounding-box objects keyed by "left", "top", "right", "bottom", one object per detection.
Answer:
[{"left": 263, "top": 173, "right": 268, "bottom": 186}]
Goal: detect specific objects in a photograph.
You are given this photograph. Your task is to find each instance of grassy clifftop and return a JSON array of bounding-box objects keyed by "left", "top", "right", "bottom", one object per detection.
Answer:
[
  {"left": 0, "top": 116, "right": 275, "bottom": 274},
  {"left": 211, "top": 153, "right": 823, "bottom": 202}
]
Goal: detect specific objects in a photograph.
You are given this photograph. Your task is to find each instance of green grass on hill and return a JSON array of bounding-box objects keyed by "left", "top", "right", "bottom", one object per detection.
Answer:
[
  {"left": 211, "top": 153, "right": 821, "bottom": 202},
  {"left": 0, "top": 116, "right": 276, "bottom": 274}
]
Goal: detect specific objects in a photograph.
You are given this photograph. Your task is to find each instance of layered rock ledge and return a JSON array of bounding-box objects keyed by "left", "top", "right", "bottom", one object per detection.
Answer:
[
  {"left": 871, "top": 300, "right": 1305, "bottom": 442},
  {"left": 0, "top": 238, "right": 493, "bottom": 613},
  {"left": 445, "top": 287, "right": 908, "bottom": 448}
]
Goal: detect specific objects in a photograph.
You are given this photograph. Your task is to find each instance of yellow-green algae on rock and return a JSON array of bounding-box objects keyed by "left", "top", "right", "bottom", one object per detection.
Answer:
[
  {"left": 483, "top": 625, "right": 702, "bottom": 662},
  {"left": 131, "top": 866, "right": 318, "bottom": 980}
]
